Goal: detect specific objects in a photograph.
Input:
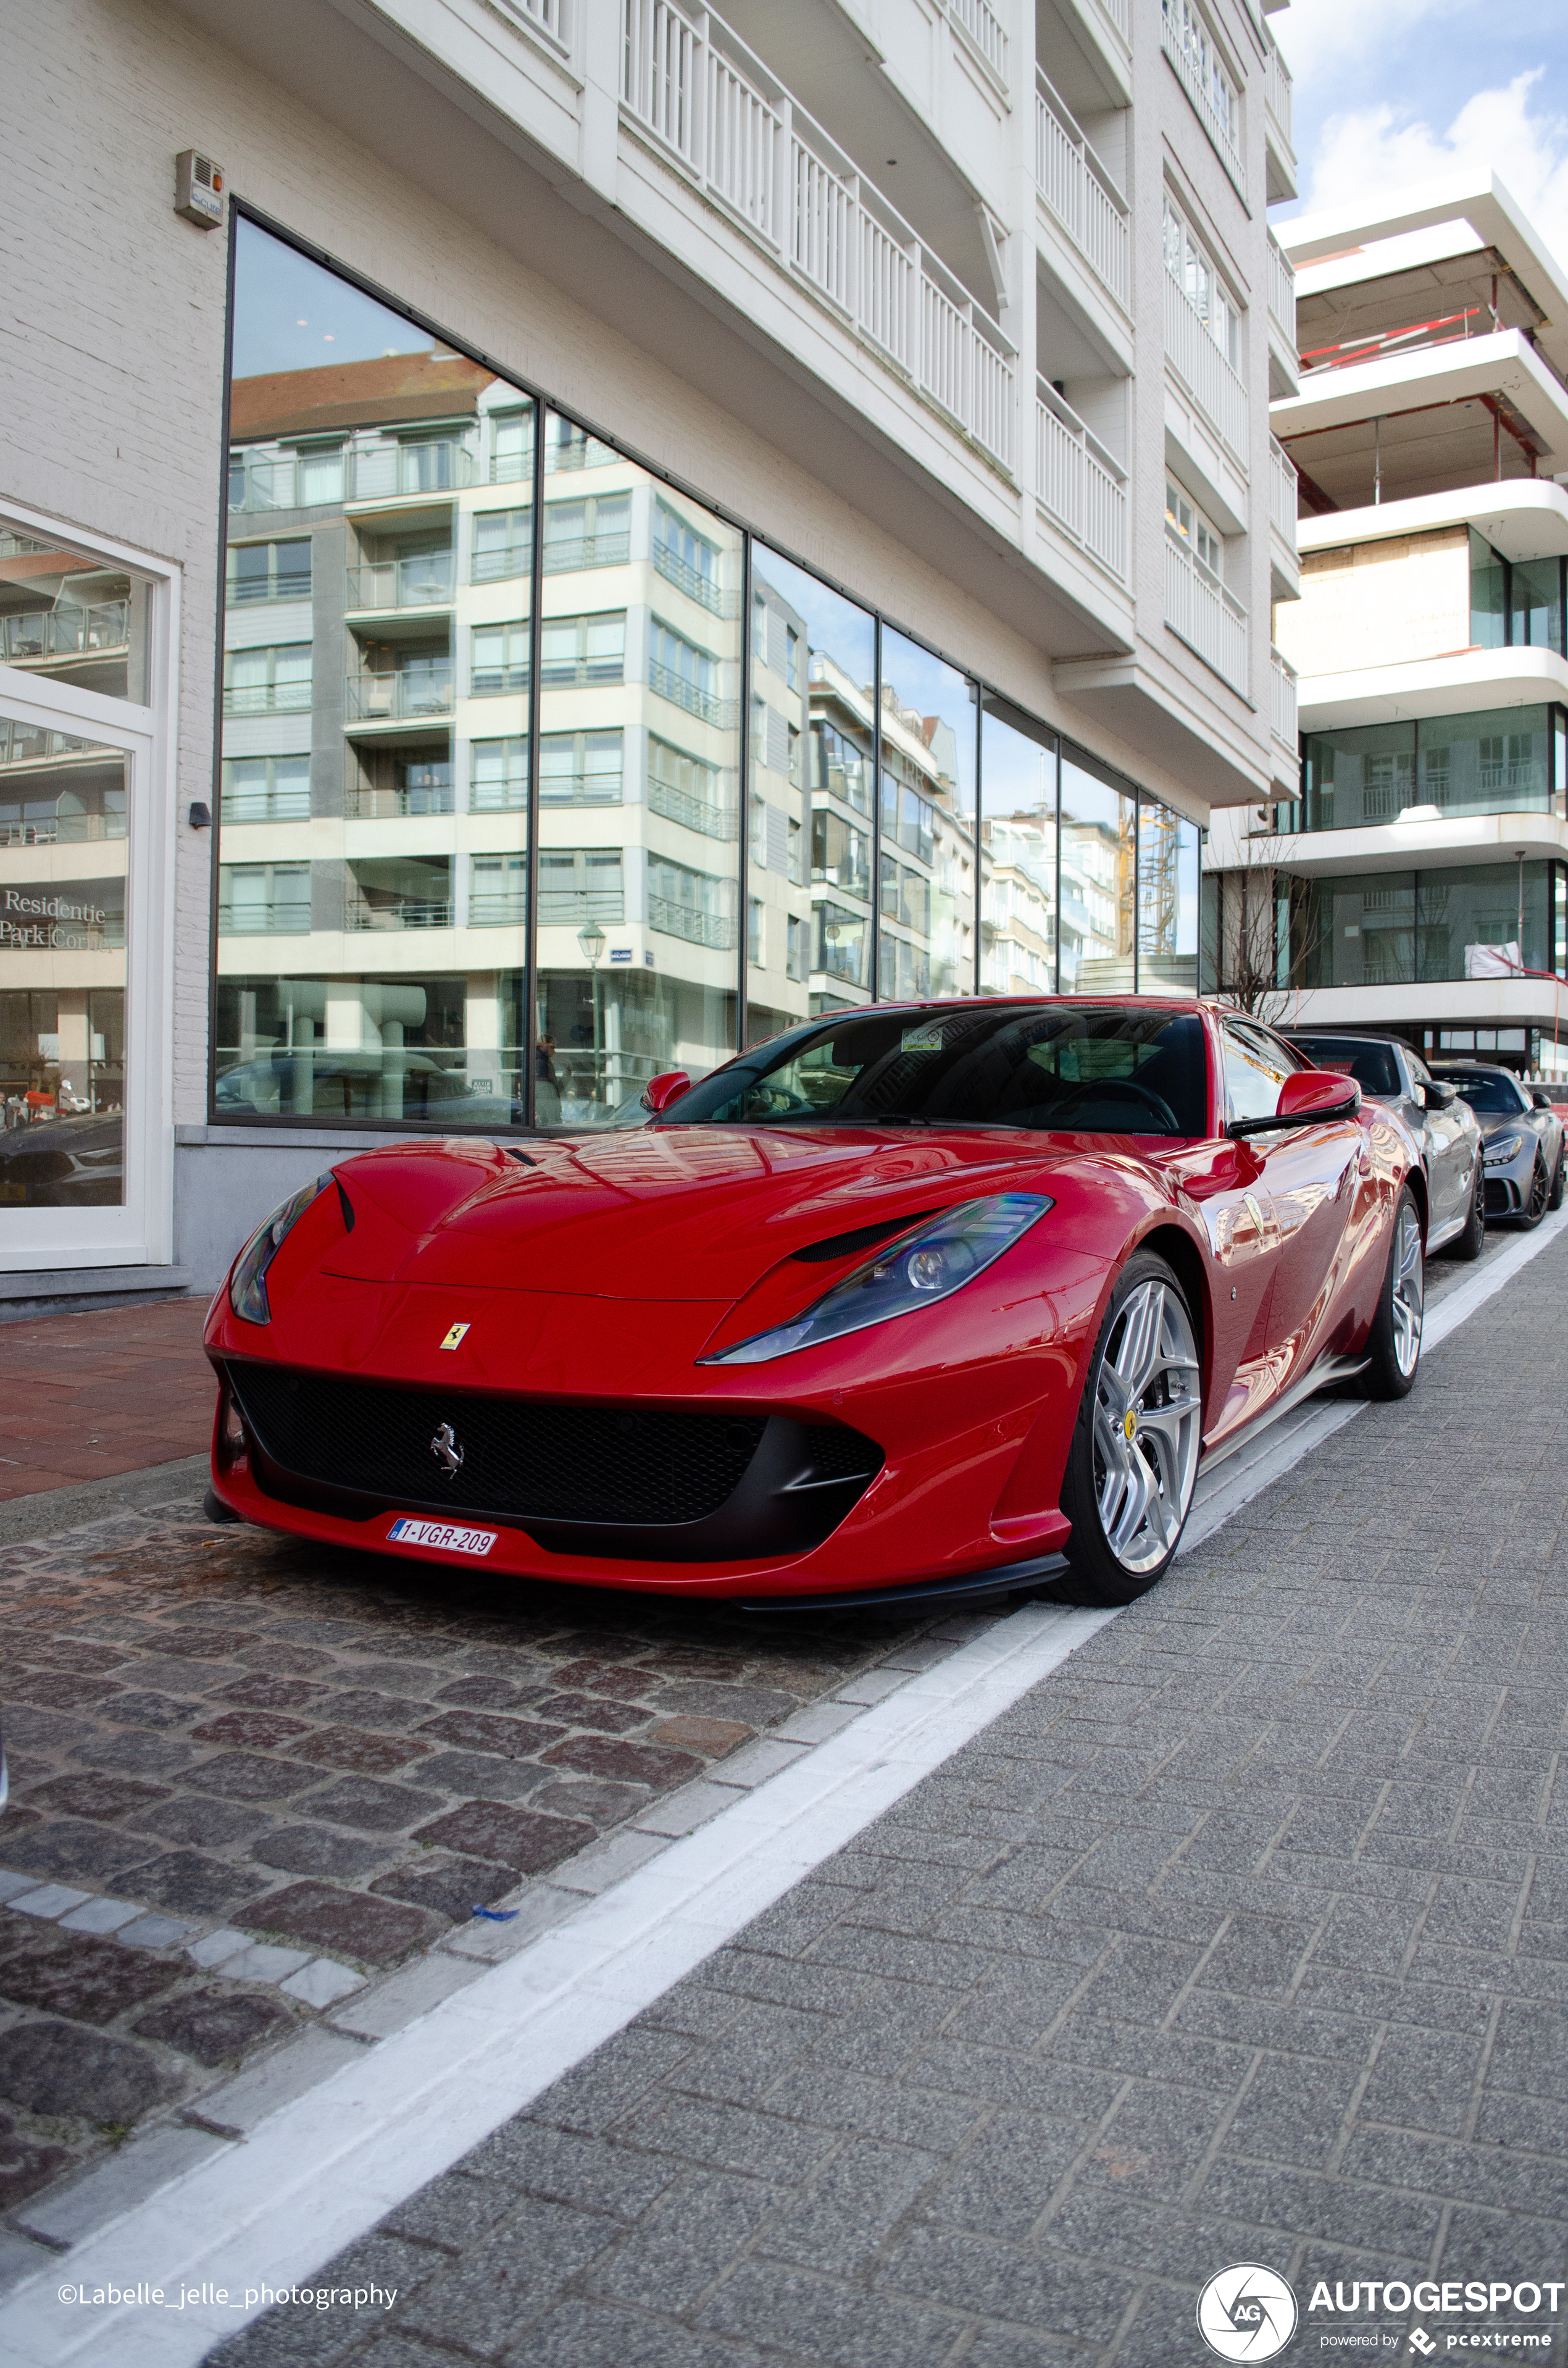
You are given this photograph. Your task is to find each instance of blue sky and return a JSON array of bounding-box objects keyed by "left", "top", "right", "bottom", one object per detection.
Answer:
[{"left": 1277, "top": 0, "right": 1568, "bottom": 254}]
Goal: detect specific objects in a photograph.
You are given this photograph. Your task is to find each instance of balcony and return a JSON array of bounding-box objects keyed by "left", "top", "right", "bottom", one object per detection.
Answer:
[
  {"left": 653, "top": 539, "right": 728, "bottom": 616},
  {"left": 1264, "top": 33, "right": 1296, "bottom": 203},
  {"left": 1164, "top": 272, "right": 1248, "bottom": 470},
  {"left": 539, "top": 888, "right": 625, "bottom": 927},
  {"left": 544, "top": 531, "right": 632, "bottom": 574},
  {"left": 472, "top": 542, "right": 532, "bottom": 585},
  {"left": 223, "top": 677, "right": 312, "bottom": 718},
  {"left": 2, "top": 602, "right": 130, "bottom": 667},
  {"left": 649, "top": 659, "right": 732, "bottom": 729},
  {"left": 621, "top": 0, "right": 1016, "bottom": 471},
  {"left": 346, "top": 897, "right": 453, "bottom": 931},
  {"left": 231, "top": 438, "right": 478, "bottom": 515},
  {"left": 1161, "top": 0, "right": 1246, "bottom": 201},
  {"left": 222, "top": 785, "right": 313, "bottom": 824},
  {"left": 346, "top": 554, "right": 454, "bottom": 611},
  {"left": 469, "top": 893, "right": 529, "bottom": 928},
  {"left": 218, "top": 898, "right": 310, "bottom": 937},
  {"left": 949, "top": 0, "right": 1007, "bottom": 83},
  {"left": 1165, "top": 533, "right": 1248, "bottom": 693},
  {"left": 649, "top": 893, "right": 738, "bottom": 949},
  {"left": 1269, "top": 435, "right": 1299, "bottom": 596},
  {"left": 1270, "top": 645, "right": 1298, "bottom": 751},
  {"left": 1035, "top": 71, "right": 1130, "bottom": 314},
  {"left": 648, "top": 774, "right": 737, "bottom": 837},
  {"left": 344, "top": 783, "right": 456, "bottom": 818},
  {"left": 1035, "top": 385, "right": 1128, "bottom": 584},
  {"left": 344, "top": 670, "right": 454, "bottom": 723},
  {"left": 0, "top": 809, "right": 127, "bottom": 847},
  {"left": 1267, "top": 232, "right": 1299, "bottom": 399}
]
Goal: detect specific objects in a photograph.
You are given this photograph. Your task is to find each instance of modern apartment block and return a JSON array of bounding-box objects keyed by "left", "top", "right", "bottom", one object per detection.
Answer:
[
  {"left": 1, "top": 0, "right": 1298, "bottom": 1304},
  {"left": 1206, "top": 172, "right": 1568, "bottom": 1076}
]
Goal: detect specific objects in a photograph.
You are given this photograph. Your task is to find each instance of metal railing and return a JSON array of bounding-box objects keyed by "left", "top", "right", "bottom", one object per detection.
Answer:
[
  {"left": 622, "top": 0, "right": 1016, "bottom": 470},
  {"left": 1267, "top": 231, "right": 1296, "bottom": 352},
  {"left": 1165, "top": 533, "right": 1248, "bottom": 693},
  {"left": 468, "top": 893, "right": 530, "bottom": 928},
  {"left": 346, "top": 555, "right": 454, "bottom": 609},
  {"left": 540, "top": 773, "right": 623, "bottom": 806},
  {"left": 222, "top": 678, "right": 312, "bottom": 717},
  {"left": 217, "top": 900, "right": 311, "bottom": 936},
  {"left": 1164, "top": 271, "right": 1249, "bottom": 468},
  {"left": 649, "top": 893, "right": 738, "bottom": 949},
  {"left": 949, "top": 0, "right": 1007, "bottom": 82},
  {"left": 1265, "top": 33, "right": 1293, "bottom": 154},
  {"left": 1161, "top": 2, "right": 1246, "bottom": 199},
  {"left": 649, "top": 659, "right": 730, "bottom": 728},
  {"left": 544, "top": 531, "right": 632, "bottom": 573},
  {"left": 222, "top": 787, "right": 313, "bottom": 824},
  {"left": 538, "top": 889, "right": 625, "bottom": 927},
  {"left": 1268, "top": 435, "right": 1299, "bottom": 558},
  {"left": 346, "top": 897, "right": 453, "bottom": 931},
  {"left": 472, "top": 543, "right": 532, "bottom": 584},
  {"left": 1035, "top": 73, "right": 1128, "bottom": 311},
  {"left": 648, "top": 773, "right": 738, "bottom": 838},
  {"left": 653, "top": 539, "right": 727, "bottom": 614},
  {"left": 1035, "top": 384, "right": 1128, "bottom": 583},
  {"left": 230, "top": 437, "right": 479, "bottom": 513},
  {"left": 1270, "top": 645, "right": 1298, "bottom": 750},
  {"left": 3, "top": 603, "right": 131, "bottom": 663},
  {"left": 344, "top": 671, "right": 454, "bottom": 722},
  {"left": 343, "top": 784, "right": 456, "bottom": 818},
  {"left": 1, "top": 811, "right": 126, "bottom": 846}
]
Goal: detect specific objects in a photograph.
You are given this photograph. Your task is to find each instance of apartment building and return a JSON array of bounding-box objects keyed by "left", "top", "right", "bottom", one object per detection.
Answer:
[
  {"left": 1, "top": 0, "right": 1298, "bottom": 1304},
  {"left": 1206, "top": 173, "right": 1568, "bottom": 1077}
]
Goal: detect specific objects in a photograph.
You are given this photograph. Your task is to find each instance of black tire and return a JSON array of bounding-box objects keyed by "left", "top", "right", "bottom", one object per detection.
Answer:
[
  {"left": 202, "top": 1487, "right": 244, "bottom": 1526},
  {"left": 1520, "top": 1151, "right": 1549, "bottom": 1229},
  {"left": 1549, "top": 1147, "right": 1565, "bottom": 1213},
  {"left": 1061, "top": 1252, "right": 1203, "bottom": 1607},
  {"left": 1361, "top": 1184, "right": 1424, "bottom": 1401},
  {"left": 1451, "top": 1165, "right": 1485, "bottom": 1263}
]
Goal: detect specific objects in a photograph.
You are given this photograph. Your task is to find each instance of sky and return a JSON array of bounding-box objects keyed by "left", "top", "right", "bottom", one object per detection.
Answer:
[{"left": 1277, "top": 0, "right": 1568, "bottom": 259}]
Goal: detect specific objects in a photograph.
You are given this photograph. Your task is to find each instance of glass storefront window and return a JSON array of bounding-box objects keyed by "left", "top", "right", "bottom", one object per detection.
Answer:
[
  {"left": 1060, "top": 747, "right": 1135, "bottom": 992},
  {"left": 1138, "top": 797, "right": 1200, "bottom": 992},
  {"left": 0, "top": 531, "right": 154, "bottom": 706},
  {"left": 979, "top": 701, "right": 1057, "bottom": 994},
  {"left": 878, "top": 626, "right": 977, "bottom": 1003},
  {"left": 0, "top": 712, "right": 129, "bottom": 1202},
  {"left": 535, "top": 411, "right": 741, "bottom": 1123},
  {"left": 750, "top": 545, "right": 874, "bottom": 1032}
]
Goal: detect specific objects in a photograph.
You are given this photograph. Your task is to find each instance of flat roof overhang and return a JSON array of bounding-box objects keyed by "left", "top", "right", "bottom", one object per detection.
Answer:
[
  {"left": 1298, "top": 645, "right": 1568, "bottom": 734},
  {"left": 1278, "top": 979, "right": 1568, "bottom": 1037},
  {"left": 1293, "top": 478, "right": 1568, "bottom": 567},
  {"left": 1245, "top": 809, "right": 1568, "bottom": 879}
]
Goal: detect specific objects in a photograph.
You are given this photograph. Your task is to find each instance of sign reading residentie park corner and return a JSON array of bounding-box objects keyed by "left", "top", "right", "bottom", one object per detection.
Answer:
[{"left": 0, "top": 880, "right": 125, "bottom": 952}]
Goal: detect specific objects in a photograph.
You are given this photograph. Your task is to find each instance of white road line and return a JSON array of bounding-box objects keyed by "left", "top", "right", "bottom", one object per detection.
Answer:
[{"left": 3, "top": 1208, "right": 1566, "bottom": 2368}]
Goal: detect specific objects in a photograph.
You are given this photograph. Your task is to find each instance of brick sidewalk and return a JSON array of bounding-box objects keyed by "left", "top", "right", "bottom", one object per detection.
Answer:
[
  {"left": 209, "top": 1242, "right": 1568, "bottom": 2368},
  {"left": 0, "top": 1300, "right": 212, "bottom": 1502}
]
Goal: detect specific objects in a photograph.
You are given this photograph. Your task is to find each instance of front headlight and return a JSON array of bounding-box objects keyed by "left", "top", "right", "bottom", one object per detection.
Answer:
[
  {"left": 1484, "top": 1134, "right": 1524, "bottom": 1166},
  {"left": 701, "top": 1192, "right": 1053, "bottom": 1366},
  {"left": 229, "top": 1174, "right": 336, "bottom": 1326}
]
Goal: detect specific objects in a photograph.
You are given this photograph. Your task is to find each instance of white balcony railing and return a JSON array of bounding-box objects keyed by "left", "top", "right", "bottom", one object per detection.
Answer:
[
  {"left": 948, "top": 0, "right": 1008, "bottom": 83},
  {"left": 1270, "top": 645, "right": 1298, "bottom": 751},
  {"left": 1161, "top": 0, "right": 1246, "bottom": 200},
  {"left": 1268, "top": 435, "right": 1298, "bottom": 558},
  {"left": 1265, "top": 35, "right": 1293, "bottom": 153},
  {"left": 1035, "top": 71, "right": 1130, "bottom": 311},
  {"left": 1266, "top": 232, "right": 1296, "bottom": 351},
  {"left": 511, "top": 0, "right": 570, "bottom": 51},
  {"left": 622, "top": 0, "right": 1015, "bottom": 471},
  {"left": 1166, "top": 533, "right": 1248, "bottom": 693},
  {"left": 1164, "top": 270, "right": 1249, "bottom": 469},
  {"left": 1035, "top": 384, "right": 1128, "bottom": 583}
]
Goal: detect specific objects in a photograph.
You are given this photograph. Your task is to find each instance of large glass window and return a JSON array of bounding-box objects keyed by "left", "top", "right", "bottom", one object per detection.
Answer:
[
  {"left": 1061, "top": 747, "right": 1135, "bottom": 992},
  {"left": 749, "top": 545, "right": 872, "bottom": 1039},
  {"left": 0, "top": 713, "right": 130, "bottom": 1202},
  {"left": 1303, "top": 710, "right": 1554, "bottom": 830},
  {"left": 1417, "top": 862, "right": 1551, "bottom": 981},
  {"left": 878, "top": 625, "right": 978, "bottom": 1005},
  {"left": 1296, "top": 872, "right": 1417, "bottom": 989},
  {"left": 0, "top": 530, "right": 152, "bottom": 705},
  {"left": 1138, "top": 797, "right": 1201, "bottom": 991},
  {"left": 1301, "top": 722, "right": 1416, "bottom": 830},
  {"left": 980, "top": 701, "right": 1057, "bottom": 994},
  {"left": 217, "top": 216, "right": 530, "bottom": 1124}
]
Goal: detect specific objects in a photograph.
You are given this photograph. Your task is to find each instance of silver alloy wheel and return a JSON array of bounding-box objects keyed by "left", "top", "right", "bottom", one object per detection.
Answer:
[
  {"left": 1090, "top": 1279, "right": 1203, "bottom": 1578},
  {"left": 1391, "top": 1199, "right": 1424, "bottom": 1378}
]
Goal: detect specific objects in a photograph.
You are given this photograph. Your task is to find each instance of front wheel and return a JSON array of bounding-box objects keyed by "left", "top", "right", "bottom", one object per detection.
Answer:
[
  {"left": 1521, "top": 1151, "right": 1549, "bottom": 1229},
  {"left": 1549, "top": 1147, "right": 1565, "bottom": 1213},
  {"left": 1361, "top": 1186, "right": 1424, "bottom": 1400},
  {"left": 1062, "top": 1252, "right": 1204, "bottom": 1605},
  {"left": 1452, "top": 1165, "right": 1485, "bottom": 1263}
]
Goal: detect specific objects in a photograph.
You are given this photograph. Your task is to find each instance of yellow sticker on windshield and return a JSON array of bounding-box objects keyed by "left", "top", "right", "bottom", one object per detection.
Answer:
[{"left": 901, "top": 1026, "right": 945, "bottom": 1053}]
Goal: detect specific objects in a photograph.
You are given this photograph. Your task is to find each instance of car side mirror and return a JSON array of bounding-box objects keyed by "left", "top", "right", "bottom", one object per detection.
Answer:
[
  {"left": 1420, "top": 1080, "right": 1457, "bottom": 1111},
  {"left": 1228, "top": 1068, "right": 1361, "bottom": 1139},
  {"left": 641, "top": 1070, "right": 691, "bottom": 1116},
  {"left": 1532, "top": 1090, "right": 1553, "bottom": 1110}
]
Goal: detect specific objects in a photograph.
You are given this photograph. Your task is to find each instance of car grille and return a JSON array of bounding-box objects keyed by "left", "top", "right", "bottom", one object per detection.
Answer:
[{"left": 227, "top": 1365, "right": 877, "bottom": 1528}]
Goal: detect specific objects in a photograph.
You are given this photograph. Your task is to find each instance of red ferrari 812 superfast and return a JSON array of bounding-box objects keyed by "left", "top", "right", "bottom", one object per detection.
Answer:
[{"left": 204, "top": 998, "right": 1425, "bottom": 1610}]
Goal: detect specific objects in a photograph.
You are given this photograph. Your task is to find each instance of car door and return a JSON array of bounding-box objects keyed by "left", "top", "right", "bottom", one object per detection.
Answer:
[
  {"left": 1222, "top": 1018, "right": 1361, "bottom": 1381},
  {"left": 1403, "top": 1047, "right": 1471, "bottom": 1241}
]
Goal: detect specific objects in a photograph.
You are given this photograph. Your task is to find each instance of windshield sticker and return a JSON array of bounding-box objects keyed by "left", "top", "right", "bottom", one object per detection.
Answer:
[{"left": 900, "top": 1026, "right": 946, "bottom": 1053}]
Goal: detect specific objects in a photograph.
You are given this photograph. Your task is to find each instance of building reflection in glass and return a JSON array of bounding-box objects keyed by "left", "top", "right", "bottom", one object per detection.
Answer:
[
  {"left": 980, "top": 700, "right": 1058, "bottom": 993},
  {"left": 1061, "top": 746, "right": 1136, "bottom": 992},
  {"left": 1137, "top": 795, "right": 1200, "bottom": 992},
  {"left": 877, "top": 626, "right": 977, "bottom": 1003}
]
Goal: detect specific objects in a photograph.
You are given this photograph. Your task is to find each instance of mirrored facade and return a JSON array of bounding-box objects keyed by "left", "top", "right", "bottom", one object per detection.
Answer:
[{"left": 213, "top": 222, "right": 1205, "bottom": 1133}]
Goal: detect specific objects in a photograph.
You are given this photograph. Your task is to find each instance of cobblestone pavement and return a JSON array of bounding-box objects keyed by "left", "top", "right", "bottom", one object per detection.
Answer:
[
  {"left": 196, "top": 1234, "right": 1568, "bottom": 2368},
  {"left": 0, "top": 1508, "right": 937, "bottom": 2217},
  {"left": 0, "top": 1300, "right": 212, "bottom": 1501}
]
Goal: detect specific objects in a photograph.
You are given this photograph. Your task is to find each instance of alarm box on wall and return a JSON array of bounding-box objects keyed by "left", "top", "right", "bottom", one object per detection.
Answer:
[{"left": 174, "top": 150, "right": 225, "bottom": 228}]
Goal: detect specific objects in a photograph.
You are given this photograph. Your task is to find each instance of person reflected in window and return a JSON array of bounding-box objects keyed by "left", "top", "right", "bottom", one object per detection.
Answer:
[{"left": 535, "top": 1032, "right": 561, "bottom": 1125}]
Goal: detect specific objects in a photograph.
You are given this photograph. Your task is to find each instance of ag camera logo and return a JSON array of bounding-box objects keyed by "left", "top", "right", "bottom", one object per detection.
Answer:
[{"left": 1198, "top": 2264, "right": 1299, "bottom": 2361}]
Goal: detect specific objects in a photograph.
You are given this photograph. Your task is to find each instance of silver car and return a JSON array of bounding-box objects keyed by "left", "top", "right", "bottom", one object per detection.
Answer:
[
  {"left": 1432, "top": 1063, "right": 1566, "bottom": 1228},
  {"left": 1286, "top": 1030, "right": 1485, "bottom": 1259}
]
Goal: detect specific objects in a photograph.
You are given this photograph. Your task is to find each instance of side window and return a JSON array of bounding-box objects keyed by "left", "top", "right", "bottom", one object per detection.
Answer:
[{"left": 1223, "top": 1023, "right": 1290, "bottom": 1124}]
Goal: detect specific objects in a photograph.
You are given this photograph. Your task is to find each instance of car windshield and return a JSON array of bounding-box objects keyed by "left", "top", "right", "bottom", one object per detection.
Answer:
[
  {"left": 1443, "top": 1070, "right": 1530, "bottom": 1115},
  {"left": 1293, "top": 1038, "right": 1401, "bottom": 1097},
  {"left": 664, "top": 1004, "right": 1209, "bottom": 1137}
]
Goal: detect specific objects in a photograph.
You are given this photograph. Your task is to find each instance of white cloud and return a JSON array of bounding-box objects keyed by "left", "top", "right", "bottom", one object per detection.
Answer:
[
  {"left": 1280, "top": 0, "right": 1463, "bottom": 91},
  {"left": 1299, "top": 69, "right": 1568, "bottom": 264}
]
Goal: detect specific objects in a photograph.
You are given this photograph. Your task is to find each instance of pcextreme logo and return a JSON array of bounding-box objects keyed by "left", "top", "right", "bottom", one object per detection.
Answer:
[{"left": 1198, "top": 2265, "right": 1299, "bottom": 2361}]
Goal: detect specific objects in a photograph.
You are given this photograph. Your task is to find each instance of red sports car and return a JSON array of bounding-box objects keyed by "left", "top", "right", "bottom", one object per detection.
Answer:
[{"left": 204, "top": 998, "right": 1425, "bottom": 1610}]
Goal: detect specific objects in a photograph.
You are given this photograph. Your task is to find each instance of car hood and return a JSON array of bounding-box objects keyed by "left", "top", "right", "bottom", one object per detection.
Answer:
[{"left": 313, "top": 1124, "right": 1167, "bottom": 1302}]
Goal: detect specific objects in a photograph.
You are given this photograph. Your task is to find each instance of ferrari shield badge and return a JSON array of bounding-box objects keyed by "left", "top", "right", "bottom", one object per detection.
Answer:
[{"left": 439, "top": 1322, "right": 470, "bottom": 1350}]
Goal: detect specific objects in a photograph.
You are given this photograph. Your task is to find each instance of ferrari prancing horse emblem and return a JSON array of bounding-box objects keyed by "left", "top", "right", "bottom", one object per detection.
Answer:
[{"left": 430, "top": 1422, "right": 465, "bottom": 1476}]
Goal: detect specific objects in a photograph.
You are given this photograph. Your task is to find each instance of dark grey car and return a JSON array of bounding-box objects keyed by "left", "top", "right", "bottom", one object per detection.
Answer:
[
  {"left": 1431, "top": 1063, "right": 1566, "bottom": 1228},
  {"left": 1285, "top": 1030, "right": 1485, "bottom": 1258}
]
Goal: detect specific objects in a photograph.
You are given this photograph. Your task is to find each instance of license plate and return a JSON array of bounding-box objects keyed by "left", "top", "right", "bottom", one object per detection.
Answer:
[{"left": 385, "top": 1517, "right": 498, "bottom": 1557}]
